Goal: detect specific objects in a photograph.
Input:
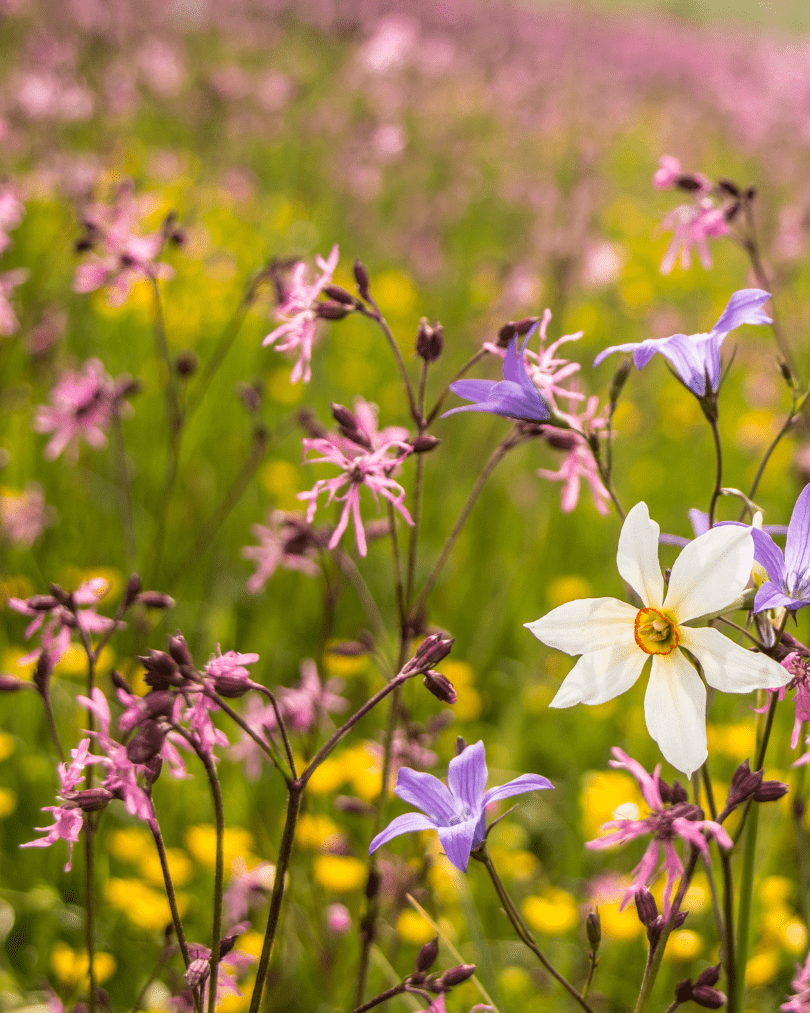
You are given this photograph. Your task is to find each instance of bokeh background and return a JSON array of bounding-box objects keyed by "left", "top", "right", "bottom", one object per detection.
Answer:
[{"left": 2, "top": 0, "right": 810, "bottom": 1010}]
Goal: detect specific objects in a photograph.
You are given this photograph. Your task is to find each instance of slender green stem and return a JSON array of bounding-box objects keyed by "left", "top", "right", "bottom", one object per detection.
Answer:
[
  {"left": 714, "top": 616, "right": 768, "bottom": 650},
  {"left": 425, "top": 348, "right": 488, "bottom": 427},
  {"left": 39, "top": 692, "right": 65, "bottom": 762},
  {"left": 410, "top": 428, "right": 524, "bottom": 619},
  {"left": 474, "top": 846, "right": 595, "bottom": 1012},
  {"left": 581, "top": 952, "right": 598, "bottom": 1001},
  {"left": 741, "top": 393, "right": 806, "bottom": 519},
  {"left": 207, "top": 690, "right": 289, "bottom": 784},
  {"left": 634, "top": 847, "right": 700, "bottom": 1013},
  {"left": 708, "top": 415, "right": 723, "bottom": 528},
  {"left": 147, "top": 815, "right": 194, "bottom": 971},
  {"left": 735, "top": 801, "right": 758, "bottom": 1010},
  {"left": 388, "top": 502, "right": 406, "bottom": 632},
  {"left": 740, "top": 203, "right": 794, "bottom": 377},
  {"left": 359, "top": 302, "right": 419, "bottom": 426},
  {"left": 334, "top": 550, "right": 393, "bottom": 668},
  {"left": 248, "top": 784, "right": 302, "bottom": 1013},
  {"left": 112, "top": 411, "right": 136, "bottom": 568},
  {"left": 349, "top": 983, "right": 408, "bottom": 1013},
  {"left": 83, "top": 821, "right": 97, "bottom": 1013},
  {"left": 253, "top": 685, "right": 297, "bottom": 779},
  {"left": 589, "top": 436, "right": 625, "bottom": 520},
  {"left": 405, "top": 452, "right": 425, "bottom": 611},
  {"left": 792, "top": 738, "right": 810, "bottom": 928},
  {"left": 150, "top": 278, "right": 182, "bottom": 435}
]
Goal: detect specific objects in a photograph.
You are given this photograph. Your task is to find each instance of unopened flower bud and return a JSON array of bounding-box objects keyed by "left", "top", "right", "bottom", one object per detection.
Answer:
[
  {"left": 331, "top": 403, "right": 357, "bottom": 429},
  {"left": 236, "top": 381, "right": 263, "bottom": 413},
  {"left": 675, "top": 174, "right": 704, "bottom": 192},
  {"left": 514, "top": 316, "right": 539, "bottom": 335},
  {"left": 586, "top": 911, "right": 601, "bottom": 950},
  {"left": 497, "top": 322, "right": 516, "bottom": 348},
  {"left": 323, "top": 284, "right": 356, "bottom": 305},
  {"left": 175, "top": 351, "right": 198, "bottom": 377},
  {"left": 219, "top": 922, "right": 249, "bottom": 958},
  {"left": 544, "top": 429, "right": 580, "bottom": 452},
  {"left": 416, "top": 318, "right": 444, "bottom": 362},
  {"left": 676, "top": 978, "right": 694, "bottom": 1004},
  {"left": 334, "top": 795, "right": 376, "bottom": 818},
  {"left": 353, "top": 258, "right": 371, "bottom": 300},
  {"left": 34, "top": 651, "right": 54, "bottom": 694},
  {"left": 439, "top": 964, "right": 477, "bottom": 988},
  {"left": 185, "top": 958, "right": 210, "bottom": 989},
  {"left": 745, "top": 186, "right": 757, "bottom": 201},
  {"left": 455, "top": 736, "right": 467, "bottom": 756},
  {"left": 67, "top": 787, "right": 114, "bottom": 812},
  {"left": 696, "top": 965, "right": 722, "bottom": 988},
  {"left": 753, "top": 780, "right": 789, "bottom": 802},
  {"left": 27, "top": 594, "right": 59, "bottom": 611},
  {"left": 673, "top": 911, "right": 688, "bottom": 929},
  {"left": 423, "top": 671, "right": 456, "bottom": 705},
  {"left": 138, "top": 591, "right": 175, "bottom": 609},
  {"left": 409, "top": 634, "right": 454, "bottom": 671},
  {"left": 49, "top": 583, "right": 69, "bottom": 604},
  {"left": 144, "top": 755, "right": 163, "bottom": 787},
  {"left": 410, "top": 435, "right": 441, "bottom": 454},
  {"left": 779, "top": 358, "right": 795, "bottom": 387},
  {"left": 123, "top": 574, "right": 142, "bottom": 607},
  {"left": 727, "top": 759, "right": 763, "bottom": 809},
  {"left": 609, "top": 357, "right": 632, "bottom": 407},
  {"left": 317, "top": 300, "right": 352, "bottom": 320},
  {"left": 691, "top": 985, "right": 726, "bottom": 1009},
  {"left": 138, "top": 650, "right": 178, "bottom": 690},
  {"left": 717, "top": 179, "right": 741, "bottom": 197},
  {"left": 0, "top": 674, "right": 27, "bottom": 692},
  {"left": 143, "top": 690, "right": 176, "bottom": 720},
  {"left": 328, "top": 641, "right": 368, "bottom": 657},
  {"left": 168, "top": 632, "right": 193, "bottom": 667},
  {"left": 213, "top": 674, "right": 253, "bottom": 698},
  {"left": 126, "top": 721, "right": 165, "bottom": 764},
  {"left": 635, "top": 889, "right": 658, "bottom": 927},
  {"left": 724, "top": 200, "right": 742, "bottom": 223},
  {"left": 416, "top": 936, "right": 440, "bottom": 974}
]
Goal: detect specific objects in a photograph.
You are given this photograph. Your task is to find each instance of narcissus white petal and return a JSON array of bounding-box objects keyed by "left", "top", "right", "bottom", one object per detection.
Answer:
[{"left": 645, "top": 652, "right": 707, "bottom": 778}]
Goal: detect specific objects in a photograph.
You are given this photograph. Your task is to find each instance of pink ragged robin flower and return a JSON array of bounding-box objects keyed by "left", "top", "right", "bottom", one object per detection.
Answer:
[
  {"left": 0, "top": 483, "right": 51, "bottom": 549},
  {"left": 782, "top": 946, "right": 810, "bottom": 1011},
  {"left": 242, "top": 511, "right": 320, "bottom": 594},
  {"left": 0, "top": 268, "right": 28, "bottom": 336},
  {"left": 537, "top": 396, "right": 610, "bottom": 515},
  {"left": 659, "top": 200, "right": 729, "bottom": 274},
  {"left": 262, "top": 245, "right": 339, "bottom": 383},
  {"left": 73, "top": 180, "right": 173, "bottom": 306},
  {"left": 586, "top": 748, "right": 732, "bottom": 917},
  {"left": 0, "top": 184, "right": 24, "bottom": 253},
  {"left": 33, "top": 358, "right": 133, "bottom": 461},
  {"left": 298, "top": 432, "right": 413, "bottom": 556}
]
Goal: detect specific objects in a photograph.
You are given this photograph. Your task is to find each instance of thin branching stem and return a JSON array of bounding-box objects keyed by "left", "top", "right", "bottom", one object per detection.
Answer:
[
  {"left": 707, "top": 415, "right": 723, "bottom": 528},
  {"left": 425, "top": 348, "right": 488, "bottom": 427}
]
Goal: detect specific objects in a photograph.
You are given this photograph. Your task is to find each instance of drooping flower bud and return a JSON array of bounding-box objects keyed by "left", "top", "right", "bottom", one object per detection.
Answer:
[
  {"left": 185, "top": 957, "right": 210, "bottom": 989},
  {"left": 65, "top": 787, "right": 114, "bottom": 812},
  {"left": 405, "top": 634, "right": 454, "bottom": 674},
  {"left": 416, "top": 318, "right": 444, "bottom": 362},
  {"left": 323, "top": 284, "right": 356, "bottom": 305},
  {"left": 138, "top": 591, "right": 175, "bottom": 610},
  {"left": 316, "top": 300, "right": 352, "bottom": 320},
  {"left": 124, "top": 573, "right": 142, "bottom": 607},
  {"left": 353, "top": 258, "right": 371, "bottom": 300},
  {"left": 634, "top": 888, "right": 658, "bottom": 927},
  {"left": 753, "top": 779, "right": 789, "bottom": 802},
  {"left": 0, "top": 675, "right": 27, "bottom": 692},
  {"left": 423, "top": 671, "right": 456, "bottom": 705},
  {"left": 410, "top": 434, "right": 441, "bottom": 454},
  {"left": 438, "top": 964, "right": 477, "bottom": 989},
  {"left": 126, "top": 721, "right": 166, "bottom": 764}
]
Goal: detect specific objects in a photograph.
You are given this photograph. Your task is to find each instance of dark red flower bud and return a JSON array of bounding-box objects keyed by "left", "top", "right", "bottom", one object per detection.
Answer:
[
  {"left": 676, "top": 978, "right": 695, "bottom": 1004},
  {"left": 331, "top": 403, "right": 357, "bottom": 428},
  {"left": 126, "top": 721, "right": 165, "bottom": 764},
  {"left": 123, "top": 574, "right": 142, "bottom": 607},
  {"left": 0, "top": 675, "right": 27, "bottom": 692},
  {"left": 138, "top": 650, "right": 178, "bottom": 690},
  {"left": 213, "top": 674, "right": 252, "bottom": 699},
  {"left": 423, "top": 671, "right": 456, "bottom": 705},
  {"left": 317, "top": 300, "right": 352, "bottom": 320},
  {"left": 609, "top": 357, "right": 632, "bottom": 406},
  {"left": 416, "top": 937, "right": 440, "bottom": 974},
  {"left": 455, "top": 736, "right": 467, "bottom": 756},
  {"left": 408, "top": 634, "right": 454, "bottom": 672},
  {"left": 416, "top": 318, "right": 444, "bottom": 362},
  {"left": 514, "top": 316, "right": 539, "bottom": 335},
  {"left": 717, "top": 179, "right": 741, "bottom": 197},
  {"left": 27, "top": 594, "right": 59, "bottom": 611},
  {"left": 138, "top": 591, "right": 175, "bottom": 610},
  {"left": 691, "top": 985, "right": 726, "bottom": 1009},
  {"left": 497, "top": 322, "right": 516, "bottom": 347},
  {"left": 754, "top": 780, "right": 789, "bottom": 802},
  {"left": 439, "top": 964, "right": 477, "bottom": 988},
  {"left": 586, "top": 911, "right": 601, "bottom": 950},
  {"left": 410, "top": 435, "right": 441, "bottom": 454},
  {"left": 353, "top": 258, "right": 371, "bottom": 300},
  {"left": 168, "top": 632, "right": 193, "bottom": 667},
  {"left": 34, "top": 651, "right": 55, "bottom": 694},
  {"left": 635, "top": 889, "right": 658, "bottom": 927},
  {"left": 696, "top": 964, "right": 722, "bottom": 988},
  {"left": 323, "top": 284, "right": 356, "bottom": 305},
  {"left": 675, "top": 174, "right": 704, "bottom": 192},
  {"left": 66, "top": 788, "right": 114, "bottom": 812}
]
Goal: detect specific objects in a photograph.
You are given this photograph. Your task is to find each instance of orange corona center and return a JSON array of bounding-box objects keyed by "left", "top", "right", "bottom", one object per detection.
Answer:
[{"left": 634, "top": 607, "right": 679, "bottom": 656}]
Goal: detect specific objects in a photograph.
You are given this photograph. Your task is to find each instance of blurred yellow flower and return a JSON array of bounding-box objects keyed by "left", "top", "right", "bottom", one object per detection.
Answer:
[
  {"left": 706, "top": 722, "right": 756, "bottom": 761},
  {"left": 139, "top": 847, "right": 193, "bottom": 888},
  {"left": 296, "top": 813, "right": 343, "bottom": 851},
  {"left": 396, "top": 909, "right": 434, "bottom": 945},
  {"left": 0, "top": 575, "right": 33, "bottom": 605},
  {"left": 0, "top": 789, "right": 16, "bottom": 818},
  {"left": 106, "top": 877, "right": 187, "bottom": 932},
  {"left": 322, "top": 648, "right": 369, "bottom": 680},
  {"left": 186, "top": 825, "right": 254, "bottom": 871},
  {"left": 664, "top": 930, "right": 703, "bottom": 961},
  {"left": 313, "top": 855, "right": 366, "bottom": 893},
  {"left": 306, "top": 755, "right": 348, "bottom": 795},
  {"left": 3, "top": 647, "right": 35, "bottom": 682},
  {"left": 522, "top": 889, "right": 578, "bottom": 936},
  {"left": 546, "top": 575, "right": 592, "bottom": 608},
  {"left": 781, "top": 919, "right": 808, "bottom": 956},
  {"left": 760, "top": 876, "right": 793, "bottom": 906},
  {"left": 51, "top": 942, "right": 116, "bottom": 988},
  {"left": 428, "top": 862, "right": 462, "bottom": 905},
  {"left": 373, "top": 270, "right": 417, "bottom": 320},
  {"left": 598, "top": 901, "right": 644, "bottom": 941},
  {"left": 498, "top": 965, "right": 532, "bottom": 995},
  {"left": 260, "top": 459, "right": 300, "bottom": 510},
  {"left": 745, "top": 949, "right": 780, "bottom": 987},
  {"left": 487, "top": 847, "right": 538, "bottom": 882},
  {"left": 580, "top": 769, "right": 643, "bottom": 839},
  {"left": 108, "top": 827, "right": 152, "bottom": 863},
  {"left": 0, "top": 732, "right": 15, "bottom": 762}
]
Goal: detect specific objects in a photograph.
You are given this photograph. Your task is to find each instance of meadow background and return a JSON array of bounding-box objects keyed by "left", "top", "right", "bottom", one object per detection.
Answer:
[{"left": 2, "top": 0, "right": 810, "bottom": 1010}]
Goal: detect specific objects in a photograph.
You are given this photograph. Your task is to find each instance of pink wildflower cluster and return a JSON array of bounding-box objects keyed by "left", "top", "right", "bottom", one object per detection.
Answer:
[
  {"left": 73, "top": 180, "right": 174, "bottom": 306},
  {"left": 653, "top": 155, "right": 730, "bottom": 274},
  {"left": 8, "top": 577, "right": 118, "bottom": 668},
  {"left": 172, "top": 925, "right": 256, "bottom": 1013},
  {"left": 586, "top": 748, "right": 732, "bottom": 917},
  {"left": 242, "top": 511, "right": 321, "bottom": 593},
  {"left": 34, "top": 357, "right": 133, "bottom": 460},
  {"left": 20, "top": 739, "right": 91, "bottom": 871},
  {"left": 538, "top": 396, "right": 611, "bottom": 516},
  {"left": 299, "top": 410, "right": 413, "bottom": 555},
  {"left": 0, "top": 183, "right": 27, "bottom": 336},
  {"left": 783, "top": 948, "right": 810, "bottom": 1012},
  {"left": 263, "top": 245, "right": 339, "bottom": 383}
]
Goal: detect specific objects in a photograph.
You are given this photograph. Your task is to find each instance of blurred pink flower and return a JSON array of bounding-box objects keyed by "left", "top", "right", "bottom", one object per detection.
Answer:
[
  {"left": 34, "top": 357, "right": 131, "bottom": 460},
  {"left": 242, "top": 511, "right": 320, "bottom": 594},
  {"left": 0, "top": 185, "right": 24, "bottom": 253},
  {"left": 782, "top": 947, "right": 810, "bottom": 1011},
  {"left": 537, "top": 397, "right": 610, "bottom": 515},
  {"left": 0, "top": 483, "right": 51, "bottom": 548},
  {"left": 659, "top": 199, "right": 729, "bottom": 275},
  {"left": 20, "top": 738, "right": 91, "bottom": 871},
  {"left": 325, "top": 902, "right": 352, "bottom": 934},
  {"left": 262, "top": 245, "right": 339, "bottom": 384},
  {"left": 224, "top": 857, "right": 276, "bottom": 923},
  {"left": 299, "top": 433, "right": 412, "bottom": 556},
  {"left": 653, "top": 155, "right": 682, "bottom": 190},
  {"left": 74, "top": 181, "right": 173, "bottom": 306},
  {"left": 586, "top": 748, "right": 732, "bottom": 917}
]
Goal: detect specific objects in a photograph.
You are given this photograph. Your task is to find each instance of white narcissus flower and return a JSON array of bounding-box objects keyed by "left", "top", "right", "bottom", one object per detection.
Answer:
[{"left": 525, "top": 501, "right": 790, "bottom": 777}]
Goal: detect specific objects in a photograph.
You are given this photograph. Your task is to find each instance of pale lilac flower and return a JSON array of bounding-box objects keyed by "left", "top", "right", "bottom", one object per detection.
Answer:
[
  {"left": 537, "top": 397, "right": 610, "bottom": 515},
  {"left": 783, "top": 947, "right": 810, "bottom": 1011},
  {"left": 8, "top": 577, "right": 117, "bottom": 667},
  {"left": 443, "top": 333, "right": 552, "bottom": 423},
  {"left": 526, "top": 502, "right": 789, "bottom": 776},
  {"left": 0, "top": 268, "right": 28, "bottom": 336},
  {"left": 21, "top": 739, "right": 91, "bottom": 871},
  {"left": 74, "top": 182, "right": 173, "bottom": 306},
  {"left": 204, "top": 645, "right": 260, "bottom": 697},
  {"left": 658, "top": 199, "right": 729, "bottom": 274},
  {"left": 0, "top": 484, "right": 51, "bottom": 548},
  {"left": 0, "top": 185, "right": 24, "bottom": 252},
  {"left": 34, "top": 358, "right": 130, "bottom": 460},
  {"left": 325, "top": 902, "right": 352, "bottom": 934},
  {"left": 369, "top": 740, "right": 552, "bottom": 873},
  {"left": 587, "top": 748, "right": 732, "bottom": 917},
  {"left": 277, "top": 658, "right": 348, "bottom": 733},
  {"left": 223, "top": 857, "right": 276, "bottom": 923},
  {"left": 594, "top": 289, "right": 772, "bottom": 397},
  {"left": 262, "top": 245, "right": 339, "bottom": 384},
  {"left": 750, "top": 483, "right": 810, "bottom": 614},
  {"left": 298, "top": 434, "right": 413, "bottom": 557},
  {"left": 242, "top": 511, "right": 320, "bottom": 594}
]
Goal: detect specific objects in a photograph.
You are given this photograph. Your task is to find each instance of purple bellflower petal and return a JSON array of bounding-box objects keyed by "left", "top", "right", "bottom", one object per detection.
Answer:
[
  {"left": 711, "top": 288, "right": 772, "bottom": 336},
  {"left": 482, "top": 773, "right": 553, "bottom": 806},
  {"left": 447, "top": 740, "right": 487, "bottom": 810},
  {"left": 394, "top": 768, "right": 456, "bottom": 822},
  {"left": 443, "top": 336, "right": 551, "bottom": 423},
  {"left": 750, "top": 528, "right": 787, "bottom": 585},
  {"left": 784, "top": 484, "right": 810, "bottom": 595},
  {"left": 368, "top": 812, "right": 438, "bottom": 854},
  {"left": 438, "top": 820, "right": 480, "bottom": 873}
]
